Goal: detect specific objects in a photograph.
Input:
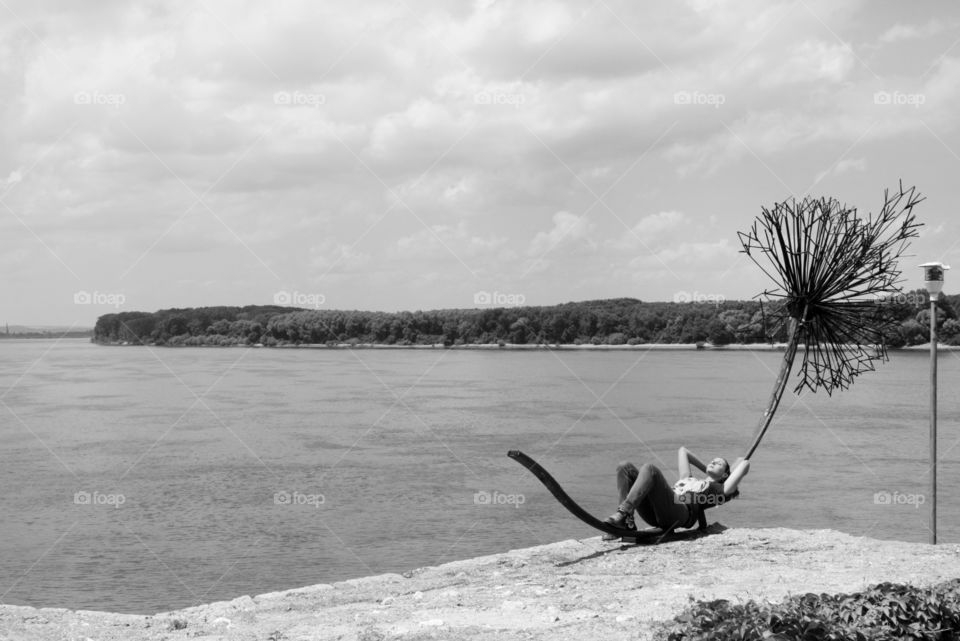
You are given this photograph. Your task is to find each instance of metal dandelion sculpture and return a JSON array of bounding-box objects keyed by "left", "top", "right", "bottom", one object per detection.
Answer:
[{"left": 739, "top": 182, "right": 924, "bottom": 460}]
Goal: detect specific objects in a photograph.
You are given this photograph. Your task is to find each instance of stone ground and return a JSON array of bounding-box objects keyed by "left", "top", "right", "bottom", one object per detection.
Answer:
[{"left": 3, "top": 526, "right": 960, "bottom": 641}]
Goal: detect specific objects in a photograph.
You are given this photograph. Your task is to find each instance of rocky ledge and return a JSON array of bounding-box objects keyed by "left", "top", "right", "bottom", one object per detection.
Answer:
[{"left": 3, "top": 527, "right": 960, "bottom": 641}]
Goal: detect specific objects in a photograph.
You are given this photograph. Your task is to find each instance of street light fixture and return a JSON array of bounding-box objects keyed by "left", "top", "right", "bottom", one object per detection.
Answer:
[{"left": 919, "top": 261, "right": 949, "bottom": 544}]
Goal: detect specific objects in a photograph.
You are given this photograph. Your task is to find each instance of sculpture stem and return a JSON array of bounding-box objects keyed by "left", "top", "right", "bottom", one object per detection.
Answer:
[{"left": 744, "top": 318, "right": 800, "bottom": 461}]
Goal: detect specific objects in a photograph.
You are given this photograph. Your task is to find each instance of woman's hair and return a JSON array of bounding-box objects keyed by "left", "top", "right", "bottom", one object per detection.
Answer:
[{"left": 716, "top": 458, "right": 731, "bottom": 481}]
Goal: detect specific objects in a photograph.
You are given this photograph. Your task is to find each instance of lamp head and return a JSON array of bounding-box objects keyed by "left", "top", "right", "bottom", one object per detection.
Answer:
[{"left": 919, "top": 262, "right": 950, "bottom": 300}]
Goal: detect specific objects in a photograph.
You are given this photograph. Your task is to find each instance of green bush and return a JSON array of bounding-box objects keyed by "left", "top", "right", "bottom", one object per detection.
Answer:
[{"left": 657, "top": 579, "right": 960, "bottom": 640}]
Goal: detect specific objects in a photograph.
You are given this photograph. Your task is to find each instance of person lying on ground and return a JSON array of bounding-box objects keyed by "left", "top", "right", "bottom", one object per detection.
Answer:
[{"left": 601, "top": 446, "right": 749, "bottom": 540}]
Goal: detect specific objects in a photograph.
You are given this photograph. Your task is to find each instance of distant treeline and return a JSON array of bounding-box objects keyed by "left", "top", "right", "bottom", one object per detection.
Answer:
[
  {"left": 91, "top": 292, "right": 960, "bottom": 348},
  {"left": 1, "top": 330, "right": 92, "bottom": 339}
]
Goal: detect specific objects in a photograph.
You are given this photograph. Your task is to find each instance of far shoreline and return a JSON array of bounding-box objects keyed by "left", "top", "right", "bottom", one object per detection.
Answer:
[{"left": 90, "top": 340, "right": 960, "bottom": 351}]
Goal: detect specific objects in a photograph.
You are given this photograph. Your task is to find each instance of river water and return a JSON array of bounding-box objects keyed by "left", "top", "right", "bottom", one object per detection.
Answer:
[{"left": 1, "top": 339, "right": 957, "bottom": 613}]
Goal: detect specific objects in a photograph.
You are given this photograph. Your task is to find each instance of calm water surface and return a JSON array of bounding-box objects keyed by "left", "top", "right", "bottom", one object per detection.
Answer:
[{"left": 1, "top": 339, "right": 958, "bottom": 614}]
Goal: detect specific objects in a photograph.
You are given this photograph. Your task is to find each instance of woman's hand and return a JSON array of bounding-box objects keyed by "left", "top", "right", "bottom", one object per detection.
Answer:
[
  {"left": 724, "top": 458, "right": 750, "bottom": 496},
  {"left": 678, "top": 446, "right": 707, "bottom": 477}
]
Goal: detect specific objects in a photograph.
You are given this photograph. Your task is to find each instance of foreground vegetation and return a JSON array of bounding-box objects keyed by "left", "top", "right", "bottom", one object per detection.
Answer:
[
  {"left": 658, "top": 579, "right": 960, "bottom": 640},
  {"left": 91, "top": 293, "right": 960, "bottom": 348}
]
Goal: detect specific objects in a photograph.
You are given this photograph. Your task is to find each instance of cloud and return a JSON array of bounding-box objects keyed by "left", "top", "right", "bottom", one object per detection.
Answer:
[
  {"left": 527, "top": 210, "right": 596, "bottom": 257},
  {"left": 308, "top": 239, "right": 371, "bottom": 275},
  {"left": 878, "top": 20, "right": 950, "bottom": 44},
  {"left": 622, "top": 238, "right": 737, "bottom": 289},
  {"left": 1, "top": 0, "right": 958, "bottom": 323},
  {"left": 919, "top": 56, "right": 960, "bottom": 130},
  {"left": 655, "top": 239, "right": 733, "bottom": 264},
  {"left": 2, "top": 169, "right": 22, "bottom": 189},
  {"left": 632, "top": 210, "right": 687, "bottom": 236},
  {"left": 608, "top": 211, "right": 688, "bottom": 251},
  {"left": 811, "top": 157, "right": 867, "bottom": 186},
  {"left": 394, "top": 221, "right": 508, "bottom": 262},
  {"left": 762, "top": 40, "right": 856, "bottom": 86}
]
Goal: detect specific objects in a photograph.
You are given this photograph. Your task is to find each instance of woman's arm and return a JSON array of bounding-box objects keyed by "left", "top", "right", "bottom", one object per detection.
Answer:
[
  {"left": 723, "top": 458, "right": 750, "bottom": 495},
  {"left": 678, "top": 446, "right": 707, "bottom": 478}
]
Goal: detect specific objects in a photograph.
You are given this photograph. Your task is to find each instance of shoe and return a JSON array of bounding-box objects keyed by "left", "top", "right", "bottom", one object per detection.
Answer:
[{"left": 601, "top": 510, "right": 636, "bottom": 540}]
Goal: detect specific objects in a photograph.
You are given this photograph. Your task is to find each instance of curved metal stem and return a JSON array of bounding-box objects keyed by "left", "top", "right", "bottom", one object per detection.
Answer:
[{"left": 744, "top": 318, "right": 800, "bottom": 461}]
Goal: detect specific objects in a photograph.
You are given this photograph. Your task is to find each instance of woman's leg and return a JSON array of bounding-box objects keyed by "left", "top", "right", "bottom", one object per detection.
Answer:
[
  {"left": 603, "top": 462, "right": 640, "bottom": 537},
  {"left": 619, "top": 462, "right": 689, "bottom": 529},
  {"left": 615, "top": 461, "right": 639, "bottom": 505}
]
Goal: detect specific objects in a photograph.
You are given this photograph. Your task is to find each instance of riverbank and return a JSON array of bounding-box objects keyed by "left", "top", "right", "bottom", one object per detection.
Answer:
[
  {"left": 4, "top": 527, "right": 960, "bottom": 641},
  {"left": 92, "top": 340, "right": 960, "bottom": 350},
  {"left": 271, "top": 341, "right": 764, "bottom": 350}
]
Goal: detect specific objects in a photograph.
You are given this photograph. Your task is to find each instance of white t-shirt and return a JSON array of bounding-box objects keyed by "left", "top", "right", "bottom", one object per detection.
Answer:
[{"left": 673, "top": 476, "right": 711, "bottom": 496}]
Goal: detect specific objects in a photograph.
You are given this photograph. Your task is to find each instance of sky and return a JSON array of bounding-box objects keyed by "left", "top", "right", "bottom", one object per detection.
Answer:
[{"left": 1, "top": 0, "right": 959, "bottom": 326}]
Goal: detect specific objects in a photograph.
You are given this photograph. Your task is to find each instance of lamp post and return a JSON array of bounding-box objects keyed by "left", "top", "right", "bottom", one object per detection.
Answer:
[{"left": 919, "top": 261, "right": 949, "bottom": 544}]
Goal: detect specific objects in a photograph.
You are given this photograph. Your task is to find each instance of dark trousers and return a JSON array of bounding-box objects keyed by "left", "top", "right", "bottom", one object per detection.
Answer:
[{"left": 616, "top": 462, "right": 691, "bottom": 529}]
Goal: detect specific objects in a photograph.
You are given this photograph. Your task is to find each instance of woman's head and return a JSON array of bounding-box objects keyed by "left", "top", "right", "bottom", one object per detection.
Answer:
[{"left": 706, "top": 457, "right": 730, "bottom": 482}]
